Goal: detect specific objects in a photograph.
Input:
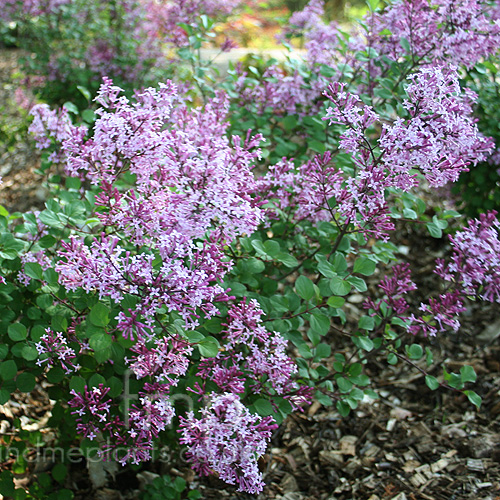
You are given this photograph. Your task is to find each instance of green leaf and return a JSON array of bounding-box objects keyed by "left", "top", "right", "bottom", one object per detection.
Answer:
[
  {"left": 264, "top": 240, "right": 280, "bottom": 257},
  {"left": 89, "top": 303, "right": 110, "bottom": 327},
  {"left": 197, "top": 336, "right": 219, "bottom": 357},
  {"left": 63, "top": 102, "right": 79, "bottom": 114},
  {"left": 464, "top": 390, "right": 482, "bottom": 408},
  {"left": 426, "top": 221, "right": 442, "bottom": 238},
  {"left": 69, "top": 376, "right": 86, "bottom": 394},
  {"left": 8, "top": 323, "right": 27, "bottom": 342},
  {"left": 425, "top": 347, "right": 433, "bottom": 367},
  {"left": 315, "top": 391, "right": 333, "bottom": 407},
  {"left": 358, "top": 316, "right": 375, "bottom": 331},
  {"left": 173, "top": 476, "right": 187, "bottom": 493},
  {"left": 47, "top": 367, "right": 64, "bottom": 383},
  {"left": 399, "top": 36, "right": 411, "bottom": 53},
  {"left": 0, "top": 470, "right": 15, "bottom": 497},
  {"left": 387, "top": 352, "right": 398, "bottom": 365},
  {"left": 38, "top": 210, "right": 65, "bottom": 230},
  {"left": 297, "top": 342, "right": 313, "bottom": 359},
  {"left": 425, "top": 375, "right": 439, "bottom": 391},
  {"left": 276, "top": 252, "right": 299, "bottom": 268},
  {"left": 337, "top": 377, "right": 352, "bottom": 393},
  {"left": 77, "top": 86, "right": 91, "bottom": 101},
  {"left": 317, "top": 258, "right": 336, "bottom": 278},
  {"left": 89, "top": 332, "right": 112, "bottom": 352},
  {"left": 327, "top": 296, "right": 345, "bottom": 308},
  {"left": 245, "top": 257, "right": 265, "bottom": 274},
  {"left": 460, "top": 365, "right": 477, "bottom": 384},
  {"left": 307, "top": 328, "right": 320, "bottom": 347},
  {"left": 353, "top": 335, "right": 374, "bottom": 352},
  {"left": 51, "top": 463, "right": 67, "bottom": 483},
  {"left": 24, "top": 262, "right": 43, "bottom": 280},
  {"left": 0, "top": 233, "right": 25, "bottom": 259},
  {"left": 42, "top": 268, "right": 59, "bottom": 286},
  {"left": 296, "top": 275, "right": 315, "bottom": 301},
  {"left": 309, "top": 313, "right": 330, "bottom": 336},
  {"left": 16, "top": 372, "right": 36, "bottom": 393},
  {"left": 353, "top": 257, "right": 376, "bottom": 276},
  {"left": 0, "top": 345, "right": 8, "bottom": 360},
  {"left": 330, "top": 276, "right": 351, "bottom": 296},
  {"left": 253, "top": 398, "right": 274, "bottom": 416},
  {"left": 0, "top": 389, "right": 10, "bottom": 404},
  {"left": 346, "top": 275, "right": 367, "bottom": 292},
  {"left": 88, "top": 373, "right": 105, "bottom": 388},
  {"left": 309, "top": 140, "right": 326, "bottom": 154},
  {"left": 407, "top": 344, "right": 423, "bottom": 360},
  {"left": 282, "top": 115, "right": 298, "bottom": 131},
  {"left": 0, "top": 360, "right": 17, "bottom": 380},
  {"left": 336, "top": 400, "right": 350, "bottom": 417},
  {"left": 315, "top": 343, "right": 331, "bottom": 359},
  {"left": 81, "top": 109, "right": 95, "bottom": 123}
]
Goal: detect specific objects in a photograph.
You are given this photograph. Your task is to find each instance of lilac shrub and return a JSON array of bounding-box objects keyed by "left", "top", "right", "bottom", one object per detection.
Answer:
[
  {"left": 1, "top": 77, "right": 304, "bottom": 494},
  {"left": 1, "top": 0, "right": 499, "bottom": 497},
  {"left": 3, "top": 0, "right": 241, "bottom": 106}
]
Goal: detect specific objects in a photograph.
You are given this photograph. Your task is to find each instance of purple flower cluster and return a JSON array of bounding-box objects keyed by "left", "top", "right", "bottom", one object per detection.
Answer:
[
  {"left": 35, "top": 327, "right": 80, "bottom": 374},
  {"left": 407, "top": 291, "right": 466, "bottom": 337},
  {"left": 436, "top": 211, "right": 500, "bottom": 303},
  {"left": 407, "top": 212, "right": 500, "bottom": 336},
  {"left": 51, "top": 79, "right": 266, "bottom": 329},
  {"left": 369, "top": 0, "right": 500, "bottom": 68},
  {"left": 179, "top": 392, "right": 277, "bottom": 494},
  {"left": 68, "top": 383, "right": 175, "bottom": 465},
  {"left": 127, "top": 335, "right": 193, "bottom": 385},
  {"left": 195, "top": 299, "right": 308, "bottom": 407},
  {"left": 288, "top": 0, "right": 340, "bottom": 68},
  {"left": 379, "top": 66, "right": 493, "bottom": 188},
  {"left": 29, "top": 104, "right": 85, "bottom": 163},
  {"left": 0, "top": 0, "right": 71, "bottom": 18},
  {"left": 234, "top": 65, "right": 323, "bottom": 117},
  {"left": 56, "top": 234, "right": 231, "bottom": 329},
  {"left": 68, "top": 384, "right": 113, "bottom": 441},
  {"left": 148, "top": 0, "right": 242, "bottom": 47},
  {"left": 364, "top": 263, "right": 417, "bottom": 318}
]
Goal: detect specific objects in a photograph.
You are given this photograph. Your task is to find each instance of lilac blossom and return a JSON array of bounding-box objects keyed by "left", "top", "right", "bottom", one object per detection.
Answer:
[
  {"left": 56, "top": 234, "right": 231, "bottom": 329},
  {"left": 364, "top": 263, "right": 417, "bottom": 318},
  {"left": 196, "top": 300, "right": 307, "bottom": 408},
  {"left": 407, "top": 291, "right": 466, "bottom": 337},
  {"left": 379, "top": 66, "right": 494, "bottom": 189},
  {"left": 127, "top": 336, "right": 193, "bottom": 385},
  {"left": 179, "top": 392, "right": 277, "bottom": 494},
  {"left": 407, "top": 212, "right": 500, "bottom": 336},
  {"left": 69, "top": 383, "right": 175, "bottom": 465},
  {"left": 29, "top": 104, "right": 87, "bottom": 163},
  {"left": 0, "top": 0, "right": 71, "bottom": 18},
  {"left": 435, "top": 211, "right": 500, "bottom": 303},
  {"left": 368, "top": 0, "right": 500, "bottom": 69},
  {"left": 68, "top": 385, "right": 113, "bottom": 441},
  {"left": 147, "top": 0, "right": 242, "bottom": 47},
  {"left": 35, "top": 327, "right": 80, "bottom": 374},
  {"left": 234, "top": 64, "right": 323, "bottom": 117},
  {"left": 63, "top": 81, "right": 264, "bottom": 242},
  {"left": 288, "top": 0, "right": 340, "bottom": 68},
  {"left": 18, "top": 250, "right": 51, "bottom": 286}
]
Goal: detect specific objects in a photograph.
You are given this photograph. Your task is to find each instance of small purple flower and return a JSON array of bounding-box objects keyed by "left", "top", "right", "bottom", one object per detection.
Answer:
[{"left": 35, "top": 328, "right": 80, "bottom": 374}]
